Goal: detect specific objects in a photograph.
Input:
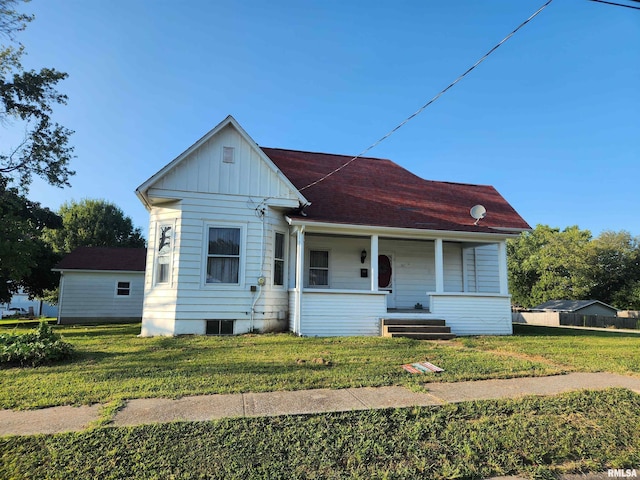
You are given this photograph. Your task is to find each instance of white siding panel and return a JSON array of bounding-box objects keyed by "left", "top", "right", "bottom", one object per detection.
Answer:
[
  {"left": 429, "top": 293, "right": 512, "bottom": 335},
  {"left": 304, "top": 236, "right": 370, "bottom": 290},
  {"left": 140, "top": 205, "right": 180, "bottom": 336},
  {"left": 153, "top": 125, "right": 298, "bottom": 201},
  {"left": 443, "top": 242, "right": 463, "bottom": 292},
  {"left": 157, "top": 195, "right": 291, "bottom": 333},
  {"left": 59, "top": 272, "right": 144, "bottom": 320},
  {"left": 300, "top": 291, "right": 387, "bottom": 337},
  {"left": 379, "top": 239, "right": 435, "bottom": 309},
  {"left": 475, "top": 244, "right": 500, "bottom": 293},
  {"left": 463, "top": 248, "right": 477, "bottom": 292},
  {"left": 289, "top": 290, "right": 297, "bottom": 332}
]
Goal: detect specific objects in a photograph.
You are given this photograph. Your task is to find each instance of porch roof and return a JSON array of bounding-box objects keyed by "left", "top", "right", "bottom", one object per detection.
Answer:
[{"left": 262, "top": 148, "right": 530, "bottom": 234}]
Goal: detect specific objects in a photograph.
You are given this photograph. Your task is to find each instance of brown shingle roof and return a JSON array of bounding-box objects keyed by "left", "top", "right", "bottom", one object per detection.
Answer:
[
  {"left": 261, "top": 148, "right": 530, "bottom": 233},
  {"left": 54, "top": 247, "right": 146, "bottom": 272}
]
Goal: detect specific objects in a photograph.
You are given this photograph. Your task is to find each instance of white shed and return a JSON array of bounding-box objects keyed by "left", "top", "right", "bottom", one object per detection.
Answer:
[{"left": 53, "top": 247, "right": 146, "bottom": 324}]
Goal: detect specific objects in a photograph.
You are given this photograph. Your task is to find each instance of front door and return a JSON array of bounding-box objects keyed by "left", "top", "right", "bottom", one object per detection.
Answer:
[{"left": 378, "top": 254, "right": 395, "bottom": 308}]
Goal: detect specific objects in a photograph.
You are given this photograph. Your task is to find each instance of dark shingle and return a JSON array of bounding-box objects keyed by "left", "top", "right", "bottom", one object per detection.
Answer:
[
  {"left": 54, "top": 247, "right": 146, "bottom": 272},
  {"left": 262, "top": 147, "right": 530, "bottom": 233}
]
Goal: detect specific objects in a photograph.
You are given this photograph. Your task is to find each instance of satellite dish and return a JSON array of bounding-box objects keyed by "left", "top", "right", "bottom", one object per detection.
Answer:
[{"left": 470, "top": 205, "right": 487, "bottom": 225}]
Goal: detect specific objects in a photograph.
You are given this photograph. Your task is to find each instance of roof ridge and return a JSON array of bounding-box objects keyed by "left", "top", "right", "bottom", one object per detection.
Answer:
[
  {"left": 262, "top": 146, "right": 494, "bottom": 189},
  {"left": 260, "top": 146, "right": 392, "bottom": 163}
]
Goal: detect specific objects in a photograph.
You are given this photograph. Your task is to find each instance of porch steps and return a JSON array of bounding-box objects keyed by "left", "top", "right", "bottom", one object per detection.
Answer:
[{"left": 381, "top": 318, "right": 456, "bottom": 340}]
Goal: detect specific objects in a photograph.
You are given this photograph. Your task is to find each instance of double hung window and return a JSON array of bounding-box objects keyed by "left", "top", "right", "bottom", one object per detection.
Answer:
[
  {"left": 156, "top": 224, "right": 173, "bottom": 284},
  {"left": 309, "top": 250, "right": 329, "bottom": 286},
  {"left": 206, "top": 227, "right": 241, "bottom": 284},
  {"left": 274, "top": 233, "right": 285, "bottom": 286}
]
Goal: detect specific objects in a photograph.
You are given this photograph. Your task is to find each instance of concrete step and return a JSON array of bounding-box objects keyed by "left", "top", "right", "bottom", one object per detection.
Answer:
[{"left": 381, "top": 319, "right": 446, "bottom": 326}]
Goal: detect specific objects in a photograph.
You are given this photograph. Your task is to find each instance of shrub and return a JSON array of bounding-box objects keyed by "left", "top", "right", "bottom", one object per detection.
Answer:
[{"left": 0, "top": 321, "right": 74, "bottom": 367}]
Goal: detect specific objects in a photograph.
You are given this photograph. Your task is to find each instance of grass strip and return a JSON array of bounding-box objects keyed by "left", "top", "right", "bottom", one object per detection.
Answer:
[{"left": 1, "top": 389, "right": 639, "bottom": 479}]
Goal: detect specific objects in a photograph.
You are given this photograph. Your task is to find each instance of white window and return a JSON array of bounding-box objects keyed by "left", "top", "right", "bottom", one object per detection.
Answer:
[
  {"left": 206, "top": 227, "right": 241, "bottom": 284},
  {"left": 309, "top": 250, "right": 329, "bottom": 286},
  {"left": 155, "top": 224, "right": 173, "bottom": 284},
  {"left": 116, "top": 281, "right": 130, "bottom": 296},
  {"left": 274, "top": 232, "right": 285, "bottom": 286}
]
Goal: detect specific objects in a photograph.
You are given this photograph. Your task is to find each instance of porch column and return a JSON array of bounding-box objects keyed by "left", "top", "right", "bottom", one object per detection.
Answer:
[
  {"left": 434, "top": 238, "right": 444, "bottom": 293},
  {"left": 295, "top": 226, "right": 305, "bottom": 334},
  {"left": 498, "top": 240, "right": 508, "bottom": 295},
  {"left": 370, "top": 234, "right": 379, "bottom": 291}
]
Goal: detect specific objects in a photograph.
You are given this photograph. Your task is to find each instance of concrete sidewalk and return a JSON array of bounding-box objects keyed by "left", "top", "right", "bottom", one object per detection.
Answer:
[{"left": 2, "top": 372, "right": 640, "bottom": 436}]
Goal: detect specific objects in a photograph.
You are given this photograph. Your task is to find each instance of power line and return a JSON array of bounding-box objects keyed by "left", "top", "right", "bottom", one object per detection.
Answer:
[
  {"left": 587, "top": 0, "right": 640, "bottom": 10},
  {"left": 298, "top": 0, "right": 554, "bottom": 193}
]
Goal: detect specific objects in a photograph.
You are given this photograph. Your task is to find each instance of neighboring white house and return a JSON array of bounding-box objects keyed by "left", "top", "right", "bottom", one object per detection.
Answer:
[
  {"left": 53, "top": 247, "right": 146, "bottom": 324},
  {"left": 1, "top": 288, "right": 58, "bottom": 318},
  {"left": 135, "top": 115, "right": 530, "bottom": 337}
]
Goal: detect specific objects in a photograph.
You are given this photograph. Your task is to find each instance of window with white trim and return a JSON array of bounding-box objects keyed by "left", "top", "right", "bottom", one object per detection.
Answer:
[
  {"left": 206, "top": 227, "right": 241, "bottom": 284},
  {"left": 116, "top": 281, "right": 131, "bottom": 296},
  {"left": 274, "top": 232, "right": 285, "bottom": 286},
  {"left": 309, "top": 250, "right": 329, "bottom": 286},
  {"left": 156, "top": 224, "right": 173, "bottom": 284}
]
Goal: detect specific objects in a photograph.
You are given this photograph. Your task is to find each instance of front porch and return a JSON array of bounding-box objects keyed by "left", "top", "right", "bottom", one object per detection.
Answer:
[
  {"left": 288, "top": 288, "right": 512, "bottom": 337},
  {"left": 287, "top": 226, "right": 513, "bottom": 337}
]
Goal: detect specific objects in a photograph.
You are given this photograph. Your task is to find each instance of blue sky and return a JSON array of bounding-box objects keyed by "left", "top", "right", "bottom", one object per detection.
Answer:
[{"left": 11, "top": 0, "right": 640, "bottom": 238}]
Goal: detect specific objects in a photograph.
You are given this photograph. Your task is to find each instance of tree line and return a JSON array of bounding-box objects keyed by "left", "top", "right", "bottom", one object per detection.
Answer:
[
  {"left": 508, "top": 225, "right": 640, "bottom": 310},
  {"left": 0, "top": 1, "right": 144, "bottom": 304}
]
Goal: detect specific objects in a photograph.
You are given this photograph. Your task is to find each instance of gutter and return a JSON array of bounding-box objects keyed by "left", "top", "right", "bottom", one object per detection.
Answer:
[{"left": 285, "top": 217, "right": 524, "bottom": 241}]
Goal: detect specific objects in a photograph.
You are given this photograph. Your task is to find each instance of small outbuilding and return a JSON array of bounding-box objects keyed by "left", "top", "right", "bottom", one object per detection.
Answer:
[
  {"left": 53, "top": 247, "right": 146, "bottom": 324},
  {"left": 532, "top": 299, "right": 618, "bottom": 317}
]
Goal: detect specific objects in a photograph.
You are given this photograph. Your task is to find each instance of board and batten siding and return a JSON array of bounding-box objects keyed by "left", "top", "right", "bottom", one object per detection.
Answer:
[
  {"left": 429, "top": 293, "right": 512, "bottom": 335},
  {"left": 152, "top": 124, "right": 298, "bottom": 202},
  {"left": 59, "top": 271, "right": 144, "bottom": 324}
]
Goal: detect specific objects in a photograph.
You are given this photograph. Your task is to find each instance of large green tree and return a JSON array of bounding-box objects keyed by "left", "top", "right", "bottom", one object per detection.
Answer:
[
  {"left": 0, "top": 0, "right": 74, "bottom": 301},
  {"left": 0, "top": 177, "right": 62, "bottom": 302},
  {"left": 587, "top": 231, "right": 640, "bottom": 310},
  {"left": 43, "top": 199, "right": 146, "bottom": 254},
  {"left": 508, "top": 225, "right": 640, "bottom": 309},
  {"left": 0, "top": 0, "right": 74, "bottom": 189},
  {"left": 508, "top": 225, "right": 593, "bottom": 308}
]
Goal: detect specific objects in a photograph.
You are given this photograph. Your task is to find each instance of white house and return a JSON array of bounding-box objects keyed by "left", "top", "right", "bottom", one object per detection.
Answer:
[
  {"left": 135, "top": 115, "right": 530, "bottom": 338},
  {"left": 1, "top": 288, "right": 58, "bottom": 318},
  {"left": 54, "top": 247, "right": 146, "bottom": 324}
]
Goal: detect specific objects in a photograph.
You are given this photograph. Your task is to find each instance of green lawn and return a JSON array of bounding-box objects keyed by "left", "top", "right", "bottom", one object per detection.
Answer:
[
  {"left": 2, "top": 323, "right": 640, "bottom": 479},
  {"left": 2, "top": 389, "right": 639, "bottom": 479},
  {"left": 0, "top": 323, "right": 562, "bottom": 409},
  {"left": 463, "top": 324, "right": 640, "bottom": 375},
  {"left": 1, "top": 322, "right": 639, "bottom": 410}
]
